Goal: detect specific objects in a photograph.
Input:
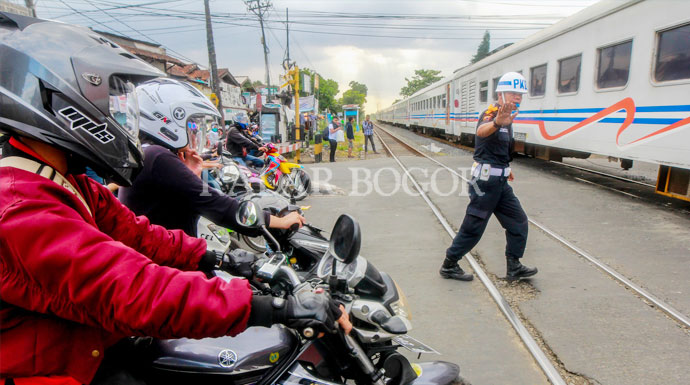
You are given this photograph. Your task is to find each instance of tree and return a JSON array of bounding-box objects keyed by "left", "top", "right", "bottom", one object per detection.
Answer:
[
  {"left": 348, "top": 81, "right": 368, "bottom": 96},
  {"left": 399, "top": 69, "right": 442, "bottom": 97},
  {"left": 318, "top": 77, "right": 340, "bottom": 113},
  {"left": 471, "top": 30, "right": 490, "bottom": 64},
  {"left": 340, "top": 89, "right": 366, "bottom": 106}
]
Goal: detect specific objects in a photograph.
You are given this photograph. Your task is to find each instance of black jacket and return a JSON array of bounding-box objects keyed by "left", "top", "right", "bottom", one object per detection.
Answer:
[
  {"left": 224, "top": 125, "right": 260, "bottom": 157},
  {"left": 119, "top": 144, "right": 269, "bottom": 236}
]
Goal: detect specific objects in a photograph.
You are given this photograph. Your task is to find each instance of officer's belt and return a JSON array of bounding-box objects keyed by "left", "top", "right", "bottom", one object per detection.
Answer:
[{"left": 471, "top": 162, "right": 511, "bottom": 178}]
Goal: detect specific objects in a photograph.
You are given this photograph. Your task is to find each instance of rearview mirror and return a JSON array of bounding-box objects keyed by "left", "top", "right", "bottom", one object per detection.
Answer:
[
  {"left": 328, "top": 214, "right": 361, "bottom": 264},
  {"left": 236, "top": 200, "right": 263, "bottom": 228}
]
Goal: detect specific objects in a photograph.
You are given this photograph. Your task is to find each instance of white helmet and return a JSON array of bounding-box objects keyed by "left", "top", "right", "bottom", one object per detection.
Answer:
[
  {"left": 495, "top": 72, "right": 528, "bottom": 94},
  {"left": 137, "top": 78, "right": 221, "bottom": 150}
]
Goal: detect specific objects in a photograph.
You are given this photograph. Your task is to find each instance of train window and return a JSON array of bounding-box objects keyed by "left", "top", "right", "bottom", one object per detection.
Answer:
[
  {"left": 654, "top": 23, "right": 690, "bottom": 82},
  {"left": 479, "top": 81, "right": 488, "bottom": 102},
  {"left": 558, "top": 54, "right": 581, "bottom": 93},
  {"left": 492, "top": 76, "right": 501, "bottom": 101},
  {"left": 597, "top": 40, "right": 632, "bottom": 88},
  {"left": 442, "top": 94, "right": 447, "bottom": 108},
  {"left": 530, "top": 64, "right": 547, "bottom": 96}
]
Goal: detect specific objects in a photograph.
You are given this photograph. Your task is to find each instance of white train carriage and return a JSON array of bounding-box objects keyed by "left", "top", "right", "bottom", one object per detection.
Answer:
[{"left": 379, "top": 0, "right": 690, "bottom": 201}]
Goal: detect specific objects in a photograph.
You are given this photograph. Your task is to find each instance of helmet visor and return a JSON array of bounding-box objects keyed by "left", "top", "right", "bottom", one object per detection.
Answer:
[{"left": 109, "top": 76, "right": 140, "bottom": 139}]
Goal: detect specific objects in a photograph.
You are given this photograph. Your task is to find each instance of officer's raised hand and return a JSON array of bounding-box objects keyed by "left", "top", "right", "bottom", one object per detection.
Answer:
[{"left": 495, "top": 100, "right": 519, "bottom": 127}]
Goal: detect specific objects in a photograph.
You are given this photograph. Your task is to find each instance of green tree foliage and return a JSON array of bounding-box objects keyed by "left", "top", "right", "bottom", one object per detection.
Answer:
[
  {"left": 340, "top": 89, "right": 366, "bottom": 106},
  {"left": 471, "top": 30, "right": 491, "bottom": 64},
  {"left": 399, "top": 69, "right": 443, "bottom": 97},
  {"left": 348, "top": 81, "right": 368, "bottom": 96},
  {"left": 319, "top": 77, "right": 340, "bottom": 113},
  {"left": 338, "top": 81, "right": 368, "bottom": 115}
]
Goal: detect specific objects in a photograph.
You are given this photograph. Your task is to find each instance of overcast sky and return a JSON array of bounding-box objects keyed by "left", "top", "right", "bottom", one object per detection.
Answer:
[{"left": 35, "top": 0, "right": 599, "bottom": 112}]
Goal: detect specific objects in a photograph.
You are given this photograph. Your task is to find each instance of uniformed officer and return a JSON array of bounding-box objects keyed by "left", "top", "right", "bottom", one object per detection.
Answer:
[{"left": 440, "top": 72, "right": 537, "bottom": 281}]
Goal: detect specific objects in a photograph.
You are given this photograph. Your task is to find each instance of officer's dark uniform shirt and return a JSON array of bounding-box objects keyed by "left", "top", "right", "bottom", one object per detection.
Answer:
[{"left": 474, "top": 105, "right": 514, "bottom": 168}]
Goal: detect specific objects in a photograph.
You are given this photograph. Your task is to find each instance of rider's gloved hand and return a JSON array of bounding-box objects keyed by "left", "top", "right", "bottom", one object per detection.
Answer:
[
  {"left": 248, "top": 291, "right": 342, "bottom": 336},
  {"left": 198, "top": 249, "right": 257, "bottom": 278}
]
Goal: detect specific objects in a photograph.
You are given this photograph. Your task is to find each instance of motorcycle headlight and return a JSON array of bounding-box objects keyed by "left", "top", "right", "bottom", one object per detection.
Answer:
[
  {"left": 390, "top": 280, "right": 412, "bottom": 321},
  {"left": 222, "top": 165, "right": 240, "bottom": 184}
]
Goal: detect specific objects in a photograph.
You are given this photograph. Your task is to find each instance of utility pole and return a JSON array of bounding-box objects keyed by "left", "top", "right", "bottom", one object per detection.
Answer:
[
  {"left": 203, "top": 0, "right": 224, "bottom": 121},
  {"left": 286, "top": 8, "right": 290, "bottom": 65},
  {"left": 24, "top": 0, "right": 36, "bottom": 17},
  {"left": 245, "top": 0, "right": 272, "bottom": 99}
]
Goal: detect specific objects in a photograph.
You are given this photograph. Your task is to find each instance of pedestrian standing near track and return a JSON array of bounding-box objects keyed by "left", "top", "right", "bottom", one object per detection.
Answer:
[
  {"left": 346, "top": 116, "right": 355, "bottom": 158},
  {"left": 362, "top": 115, "right": 378, "bottom": 154},
  {"left": 440, "top": 72, "right": 537, "bottom": 282},
  {"left": 328, "top": 116, "right": 342, "bottom": 162}
]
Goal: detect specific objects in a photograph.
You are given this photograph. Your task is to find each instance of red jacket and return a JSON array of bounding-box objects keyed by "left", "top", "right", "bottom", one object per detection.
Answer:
[{"left": 0, "top": 156, "right": 253, "bottom": 383}]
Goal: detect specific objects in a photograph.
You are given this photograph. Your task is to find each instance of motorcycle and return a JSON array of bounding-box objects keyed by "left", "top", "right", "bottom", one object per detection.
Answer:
[
  {"left": 259, "top": 143, "right": 311, "bottom": 202},
  {"left": 157, "top": 201, "right": 463, "bottom": 385},
  {"left": 206, "top": 155, "right": 304, "bottom": 253}
]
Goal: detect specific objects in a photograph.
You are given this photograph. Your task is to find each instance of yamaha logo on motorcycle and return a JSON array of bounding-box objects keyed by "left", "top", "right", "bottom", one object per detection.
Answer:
[{"left": 217, "top": 349, "right": 237, "bottom": 368}]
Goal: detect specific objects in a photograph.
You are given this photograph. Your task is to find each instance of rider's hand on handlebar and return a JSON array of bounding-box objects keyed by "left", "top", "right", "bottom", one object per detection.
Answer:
[
  {"left": 337, "top": 304, "right": 352, "bottom": 335},
  {"left": 258, "top": 146, "right": 268, "bottom": 153},
  {"left": 283, "top": 290, "right": 344, "bottom": 337},
  {"left": 202, "top": 160, "right": 222, "bottom": 169},
  {"left": 269, "top": 212, "right": 305, "bottom": 230}
]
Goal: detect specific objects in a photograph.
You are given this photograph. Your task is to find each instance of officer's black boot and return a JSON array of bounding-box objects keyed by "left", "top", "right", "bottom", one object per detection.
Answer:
[
  {"left": 506, "top": 256, "right": 538, "bottom": 281},
  {"left": 440, "top": 258, "right": 473, "bottom": 281}
]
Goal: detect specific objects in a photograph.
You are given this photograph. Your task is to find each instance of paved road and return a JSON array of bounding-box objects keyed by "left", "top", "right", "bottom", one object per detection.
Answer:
[{"left": 303, "top": 158, "right": 548, "bottom": 385}]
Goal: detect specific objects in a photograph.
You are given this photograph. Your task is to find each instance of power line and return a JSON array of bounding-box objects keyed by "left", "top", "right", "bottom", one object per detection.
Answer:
[{"left": 81, "top": 0, "right": 198, "bottom": 64}]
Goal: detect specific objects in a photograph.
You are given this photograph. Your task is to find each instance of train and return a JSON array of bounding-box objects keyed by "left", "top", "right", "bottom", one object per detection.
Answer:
[{"left": 377, "top": 0, "right": 690, "bottom": 202}]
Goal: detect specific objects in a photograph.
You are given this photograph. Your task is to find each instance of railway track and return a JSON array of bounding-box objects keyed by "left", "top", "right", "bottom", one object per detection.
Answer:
[
  {"left": 374, "top": 122, "right": 690, "bottom": 330},
  {"left": 373, "top": 127, "right": 568, "bottom": 385},
  {"left": 374, "top": 122, "right": 690, "bottom": 385}
]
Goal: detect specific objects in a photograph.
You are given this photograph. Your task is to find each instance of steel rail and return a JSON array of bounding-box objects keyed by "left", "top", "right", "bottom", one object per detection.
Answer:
[
  {"left": 374, "top": 123, "right": 690, "bottom": 330},
  {"left": 374, "top": 129, "right": 567, "bottom": 385}
]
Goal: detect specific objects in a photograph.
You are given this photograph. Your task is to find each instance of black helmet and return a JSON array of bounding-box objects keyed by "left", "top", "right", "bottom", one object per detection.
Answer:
[{"left": 0, "top": 12, "right": 163, "bottom": 185}]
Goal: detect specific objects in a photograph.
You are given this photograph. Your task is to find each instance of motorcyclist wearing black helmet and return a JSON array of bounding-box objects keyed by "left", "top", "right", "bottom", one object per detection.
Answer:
[{"left": 0, "top": 13, "right": 349, "bottom": 385}]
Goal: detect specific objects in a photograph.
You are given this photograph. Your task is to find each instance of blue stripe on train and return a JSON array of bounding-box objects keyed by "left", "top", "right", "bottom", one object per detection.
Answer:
[
  {"left": 519, "top": 105, "right": 690, "bottom": 114},
  {"left": 515, "top": 117, "right": 684, "bottom": 125}
]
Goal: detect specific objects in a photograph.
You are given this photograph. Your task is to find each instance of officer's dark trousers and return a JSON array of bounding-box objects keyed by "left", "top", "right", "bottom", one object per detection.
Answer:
[{"left": 446, "top": 176, "right": 528, "bottom": 262}]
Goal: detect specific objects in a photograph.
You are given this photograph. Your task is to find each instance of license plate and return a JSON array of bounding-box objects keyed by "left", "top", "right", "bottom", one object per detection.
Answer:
[
  {"left": 394, "top": 335, "right": 439, "bottom": 355},
  {"left": 514, "top": 132, "right": 527, "bottom": 141}
]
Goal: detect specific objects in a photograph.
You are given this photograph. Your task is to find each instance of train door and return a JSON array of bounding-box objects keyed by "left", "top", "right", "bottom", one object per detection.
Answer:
[
  {"left": 460, "top": 79, "right": 477, "bottom": 127},
  {"left": 445, "top": 84, "right": 450, "bottom": 126}
]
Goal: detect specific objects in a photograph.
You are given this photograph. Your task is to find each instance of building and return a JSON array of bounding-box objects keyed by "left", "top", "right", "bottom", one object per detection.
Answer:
[
  {"left": 0, "top": 1, "right": 32, "bottom": 16},
  {"left": 93, "top": 31, "right": 248, "bottom": 119},
  {"left": 95, "top": 31, "right": 186, "bottom": 74}
]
